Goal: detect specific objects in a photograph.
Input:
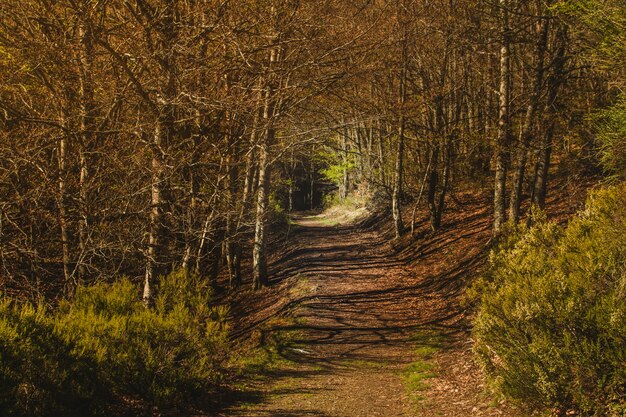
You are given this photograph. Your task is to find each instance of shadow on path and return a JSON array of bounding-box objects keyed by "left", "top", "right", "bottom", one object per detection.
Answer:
[{"left": 215, "top": 208, "right": 489, "bottom": 416}]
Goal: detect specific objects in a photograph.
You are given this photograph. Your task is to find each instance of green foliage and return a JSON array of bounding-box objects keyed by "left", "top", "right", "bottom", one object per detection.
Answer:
[
  {"left": 268, "top": 193, "right": 291, "bottom": 229},
  {"left": 555, "top": 0, "right": 626, "bottom": 179},
  {"left": 0, "top": 270, "right": 229, "bottom": 416},
  {"left": 320, "top": 160, "right": 355, "bottom": 186},
  {"left": 58, "top": 271, "right": 229, "bottom": 406},
  {"left": 0, "top": 299, "right": 97, "bottom": 417},
  {"left": 593, "top": 95, "right": 626, "bottom": 178},
  {"left": 472, "top": 184, "right": 626, "bottom": 416},
  {"left": 555, "top": 0, "right": 626, "bottom": 78},
  {"left": 318, "top": 146, "right": 356, "bottom": 186}
]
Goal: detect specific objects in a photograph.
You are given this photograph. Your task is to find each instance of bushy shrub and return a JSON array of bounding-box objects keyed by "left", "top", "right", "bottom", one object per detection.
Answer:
[
  {"left": 0, "top": 299, "right": 96, "bottom": 417},
  {"left": 56, "top": 270, "right": 229, "bottom": 407},
  {"left": 0, "top": 269, "right": 229, "bottom": 416},
  {"left": 268, "top": 196, "right": 291, "bottom": 230},
  {"left": 472, "top": 184, "right": 626, "bottom": 416}
]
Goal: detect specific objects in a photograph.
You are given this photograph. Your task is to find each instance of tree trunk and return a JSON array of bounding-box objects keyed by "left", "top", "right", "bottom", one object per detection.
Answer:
[
  {"left": 340, "top": 128, "right": 349, "bottom": 200},
  {"left": 434, "top": 139, "right": 452, "bottom": 229},
  {"left": 58, "top": 133, "right": 71, "bottom": 293},
  {"left": 144, "top": 1, "right": 176, "bottom": 304},
  {"left": 289, "top": 150, "right": 296, "bottom": 210},
  {"left": 376, "top": 120, "right": 387, "bottom": 187},
  {"left": 144, "top": 120, "right": 169, "bottom": 303},
  {"left": 181, "top": 155, "right": 199, "bottom": 275},
  {"left": 392, "top": 7, "right": 408, "bottom": 239},
  {"left": 533, "top": 122, "right": 555, "bottom": 209},
  {"left": 493, "top": 0, "right": 512, "bottom": 236},
  {"left": 410, "top": 155, "right": 432, "bottom": 236},
  {"left": 509, "top": 11, "right": 549, "bottom": 223},
  {"left": 427, "top": 145, "right": 440, "bottom": 231},
  {"left": 533, "top": 26, "right": 568, "bottom": 211},
  {"left": 392, "top": 122, "right": 404, "bottom": 238},
  {"left": 253, "top": 40, "right": 279, "bottom": 290},
  {"left": 182, "top": 112, "right": 202, "bottom": 275},
  {"left": 226, "top": 126, "right": 241, "bottom": 288},
  {"left": 196, "top": 208, "right": 216, "bottom": 274},
  {"left": 253, "top": 127, "right": 272, "bottom": 289},
  {"left": 309, "top": 152, "right": 315, "bottom": 210},
  {"left": 77, "top": 17, "right": 95, "bottom": 282}
]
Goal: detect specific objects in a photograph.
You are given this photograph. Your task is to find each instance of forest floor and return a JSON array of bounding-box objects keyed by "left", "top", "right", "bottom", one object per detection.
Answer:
[{"left": 214, "top": 179, "right": 593, "bottom": 417}]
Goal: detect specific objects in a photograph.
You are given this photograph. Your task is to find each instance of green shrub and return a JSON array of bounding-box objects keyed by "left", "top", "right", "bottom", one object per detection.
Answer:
[
  {"left": 318, "top": 146, "right": 357, "bottom": 187},
  {"left": 0, "top": 299, "right": 97, "bottom": 417},
  {"left": 472, "top": 184, "right": 626, "bottom": 416},
  {"left": 56, "top": 270, "right": 229, "bottom": 407},
  {"left": 268, "top": 194, "right": 291, "bottom": 229},
  {"left": 0, "top": 269, "right": 229, "bottom": 416}
]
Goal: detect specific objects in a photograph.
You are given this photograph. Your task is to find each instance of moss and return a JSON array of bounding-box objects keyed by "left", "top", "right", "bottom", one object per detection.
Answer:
[
  {"left": 403, "top": 360, "right": 437, "bottom": 393},
  {"left": 402, "top": 330, "right": 443, "bottom": 405}
]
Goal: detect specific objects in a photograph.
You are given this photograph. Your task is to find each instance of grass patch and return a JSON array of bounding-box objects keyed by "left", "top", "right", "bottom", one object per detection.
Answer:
[
  {"left": 295, "top": 213, "right": 339, "bottom": 226},
  {"left": 403, "top": 361, "right": 437, "bottom": 394},
  {"left": 230, "top": 274, "right": 316, "bottom": 377},
  {"left": 230, "top": 316, "right": 306, "bottom": 375},
  {"left": 292, "top": 193, "right": 368, "bottom": 227},
  {"left": 409, "top": 329, "right": 446, "bottom": 347},
  {"left": 342, "top": 359, "right": 388, "bottom": 369},
  {"left": 402, "top": 330, "right": 445, "bottom": 405},
  {"left": 317, "top": 217, "right": 341, "bottom": 226}
]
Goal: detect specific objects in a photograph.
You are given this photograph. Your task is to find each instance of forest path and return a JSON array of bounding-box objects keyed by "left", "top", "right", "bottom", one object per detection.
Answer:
[{"left": 219, "top": 202, "right": 516, "bottom": 417}]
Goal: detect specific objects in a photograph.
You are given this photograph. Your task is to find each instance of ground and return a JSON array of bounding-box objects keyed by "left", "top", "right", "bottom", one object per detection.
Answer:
[{"left": 216, "top": 181, "right": 593, "bottom": 417}]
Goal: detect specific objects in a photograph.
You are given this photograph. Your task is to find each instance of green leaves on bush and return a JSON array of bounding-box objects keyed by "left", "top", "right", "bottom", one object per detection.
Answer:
[
  {"left": 472, "top": 184, "right": 626, "bottom": 416},
  {"left": 0, "top": 300, "right": 98, "bottom": 417},
  {"left": 0, "top": 269, "right": 229, "bottom": 416}
]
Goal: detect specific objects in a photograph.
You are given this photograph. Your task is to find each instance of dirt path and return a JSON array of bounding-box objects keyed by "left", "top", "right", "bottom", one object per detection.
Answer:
[
  {"left": 217, "top": 198, "right": 522, "bottom": 417},
  {"left": 224, "top": 215, "right": 420, "bottom": 416},
  {"left": 212, "top": 180, "right": 596, "bottom": 417}
]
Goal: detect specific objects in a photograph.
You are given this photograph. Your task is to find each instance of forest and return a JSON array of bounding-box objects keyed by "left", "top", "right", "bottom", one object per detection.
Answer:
[{"left": 0, "top": 0, "right": 624, "bottom": 416}]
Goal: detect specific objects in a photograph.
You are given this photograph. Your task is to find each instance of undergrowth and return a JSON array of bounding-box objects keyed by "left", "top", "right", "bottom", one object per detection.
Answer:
[
  {"left": 0, "top": 269, "right": 229, "bottom": 416},
  {"left": 472, "top": 184, "right": 626, "bottom": 416},
  {"left": 230, "top": 316, "right": 306, "bottom": 376}
]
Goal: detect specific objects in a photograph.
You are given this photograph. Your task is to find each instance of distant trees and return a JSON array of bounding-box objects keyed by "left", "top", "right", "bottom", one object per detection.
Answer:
[
  {"left": 322, "top": 0, "right": 586, "bottom": 236},
  {"left": 558, "top": 0, "right": 626, "bottom": 179}
]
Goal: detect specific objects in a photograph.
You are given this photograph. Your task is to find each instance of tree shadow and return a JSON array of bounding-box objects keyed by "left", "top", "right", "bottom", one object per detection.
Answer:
[{"left": 217, "top": 201, "right": 492, "bottom": 414}]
